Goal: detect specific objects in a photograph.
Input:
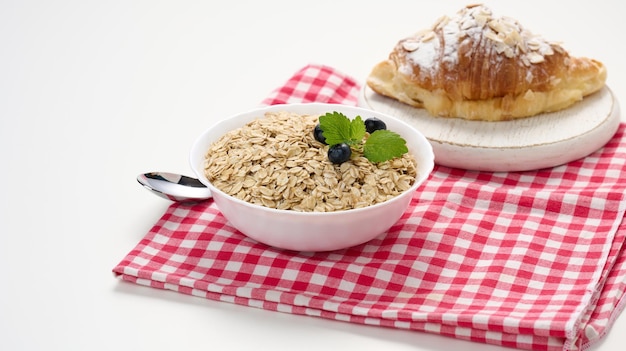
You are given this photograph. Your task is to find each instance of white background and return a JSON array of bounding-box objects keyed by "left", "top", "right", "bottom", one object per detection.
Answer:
[{"left": 1, "top": 1, "right": 624, "bottom": 350}]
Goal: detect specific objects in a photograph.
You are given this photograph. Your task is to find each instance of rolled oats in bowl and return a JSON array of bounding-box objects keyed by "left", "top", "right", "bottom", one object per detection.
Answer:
[{"left": 203, "top": 111, "right": 418, "bottom": 212}]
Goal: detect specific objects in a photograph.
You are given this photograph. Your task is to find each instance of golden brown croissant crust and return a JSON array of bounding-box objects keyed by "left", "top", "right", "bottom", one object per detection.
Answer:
[{"left": 367, "top": 4, "right": 607, "bottom": 121}]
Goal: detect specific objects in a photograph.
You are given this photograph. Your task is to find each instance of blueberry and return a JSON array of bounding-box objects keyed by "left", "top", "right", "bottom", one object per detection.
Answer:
[
  {"left": 313, "top": 124, "right": 327, "bottom": 144},
  {"left": 364, "top": 117, "right": 387, "bottom": 134},
  {"left": 327, "top": 143, "right": 351, "bottom": 164}
]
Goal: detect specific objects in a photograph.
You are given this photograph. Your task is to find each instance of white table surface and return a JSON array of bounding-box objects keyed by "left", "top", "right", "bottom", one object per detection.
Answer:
[{"left": 1, "top": 1, "right": 624, "bottom": 350}]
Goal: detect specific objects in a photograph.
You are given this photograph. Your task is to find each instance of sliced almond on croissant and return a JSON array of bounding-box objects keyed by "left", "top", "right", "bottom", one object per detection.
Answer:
[{"left": 366, "top": 4, "right": 607, "bottom": 121}]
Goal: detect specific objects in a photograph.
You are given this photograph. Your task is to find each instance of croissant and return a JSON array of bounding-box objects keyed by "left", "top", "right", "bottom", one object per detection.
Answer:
[{"left": 366, "top": 4, "right": 607, "bottom": 121}]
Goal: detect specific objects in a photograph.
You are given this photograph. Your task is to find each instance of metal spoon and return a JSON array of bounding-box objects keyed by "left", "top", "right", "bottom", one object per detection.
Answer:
[{"left": 137, "top": 172, "right": 212, "bottom": 203}]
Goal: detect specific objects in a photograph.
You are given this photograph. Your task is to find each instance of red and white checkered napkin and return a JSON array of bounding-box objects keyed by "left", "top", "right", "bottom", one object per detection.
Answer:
[{"left": 114, "top": 64, "right": 626, "bottom": 351}]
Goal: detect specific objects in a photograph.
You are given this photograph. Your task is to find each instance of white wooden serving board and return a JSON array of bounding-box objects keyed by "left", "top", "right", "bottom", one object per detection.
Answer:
[{"left": 359, "top": 85, "right": 621, "bottom": 172}]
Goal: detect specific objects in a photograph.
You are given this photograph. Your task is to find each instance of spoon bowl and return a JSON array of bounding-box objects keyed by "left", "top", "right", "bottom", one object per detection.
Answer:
[{"left": 137, "top": 172, "right": 212, "bottom": 203}]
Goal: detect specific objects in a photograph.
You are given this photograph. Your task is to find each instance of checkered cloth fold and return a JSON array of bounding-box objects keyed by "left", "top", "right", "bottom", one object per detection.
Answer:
[{"left": 114, "top": 64, "right": 626, "bottom": 351}]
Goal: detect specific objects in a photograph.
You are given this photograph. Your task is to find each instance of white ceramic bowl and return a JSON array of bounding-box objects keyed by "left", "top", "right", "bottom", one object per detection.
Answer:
[{"left": 189, "top": 103, "right": 435, "bottom": 251}]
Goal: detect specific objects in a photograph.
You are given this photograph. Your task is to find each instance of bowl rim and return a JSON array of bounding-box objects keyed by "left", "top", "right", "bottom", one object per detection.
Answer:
[{"left": 189, "top": 102, "right": 435, "bottom": 217}]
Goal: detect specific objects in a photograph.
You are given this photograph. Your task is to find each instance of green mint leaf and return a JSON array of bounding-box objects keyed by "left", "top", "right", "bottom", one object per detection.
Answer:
[
  {"left": 319, "top": 112, "right": 365, "bottom": 146},
  {"left": 363, "top": 130, "right": 408, "bottom": 163},
  {"left": 318, "top": 112, "right": 353, "bottom": 146},
  {"left": 349, "top": 116, "right": 366, "bottom": 144}
]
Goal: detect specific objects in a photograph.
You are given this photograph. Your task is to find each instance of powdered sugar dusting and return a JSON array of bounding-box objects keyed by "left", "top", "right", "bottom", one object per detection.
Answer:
[
  {"left": 442, "top": 18, "right": 460, "bottom": 65},
  {"left": 400, "top": 33, "right": 440, "bottom": 77}
]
